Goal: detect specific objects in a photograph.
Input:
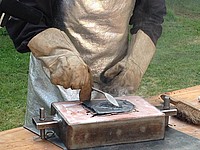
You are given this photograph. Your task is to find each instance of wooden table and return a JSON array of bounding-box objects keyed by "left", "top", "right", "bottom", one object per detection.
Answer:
[
  {"left": 0, "top": 117, "right": 200, "bottom": 150},
  {"left": 169, "top": 117, "right": 200, "bottom": 139},
  {"left": 1, "top": 85, "right": 200, "bottom": 150},
  {"left": 0, "top": 127, "right": 60, "bottom": 150}
]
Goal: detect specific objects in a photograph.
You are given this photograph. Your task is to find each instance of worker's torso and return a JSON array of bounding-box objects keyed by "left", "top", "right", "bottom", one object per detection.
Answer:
[
  {"left": 61, "top": 0, "right": 136, "bottom": 81},
  {"left": 25, "top": 0, "right": 136, "bottom": 128}
]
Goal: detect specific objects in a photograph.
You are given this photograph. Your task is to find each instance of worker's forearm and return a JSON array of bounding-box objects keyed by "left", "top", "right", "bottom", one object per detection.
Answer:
[{"left": 128, "top": 30, "right": 155, "bottom": 74}]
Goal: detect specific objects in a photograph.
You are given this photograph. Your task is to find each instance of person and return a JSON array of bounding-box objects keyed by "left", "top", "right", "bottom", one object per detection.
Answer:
[{"left": 5, "top": 0, "right": 166, "bottom": 133}]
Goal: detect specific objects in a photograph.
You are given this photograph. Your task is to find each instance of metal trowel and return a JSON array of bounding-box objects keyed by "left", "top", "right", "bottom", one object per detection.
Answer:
[{"left": 92, "top": 87, "right": 119, "bottom": 107}]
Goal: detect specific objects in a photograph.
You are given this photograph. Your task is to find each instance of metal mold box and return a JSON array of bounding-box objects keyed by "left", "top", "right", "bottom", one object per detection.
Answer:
[{"left": 51, "top": 96, "right": 165, "bottom": 149}]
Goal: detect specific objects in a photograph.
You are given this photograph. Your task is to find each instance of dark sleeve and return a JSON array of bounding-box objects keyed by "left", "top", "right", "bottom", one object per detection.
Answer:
[
  {"left": 129, "top": 0, "right": 166, "bottom": 45},
  {"left": 5, "top": 0, "right": 58, "bottom": 53}
]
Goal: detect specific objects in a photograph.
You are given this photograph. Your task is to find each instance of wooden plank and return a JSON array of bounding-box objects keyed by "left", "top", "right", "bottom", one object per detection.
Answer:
[
  {"left": 164, "top": 85, "right": 200, "bottom": 109},
  {"left": 147, "top": 85, "right": 200, "bottom": 107},
  {"left": 147, "top": 85, "right": 200, "bottom": 137},
  {"left": 169, "top": 117, "right": 200, "bottom": 139},
  {"left": 0, "top": 127, "right": 61, "bottom": 150},
  {"left": 0, "top": 119, "right": 200, "bottom": 150}
]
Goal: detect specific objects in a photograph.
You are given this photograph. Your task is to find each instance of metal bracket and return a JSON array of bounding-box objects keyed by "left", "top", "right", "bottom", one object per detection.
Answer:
[
  {"left": 32, "top": 108, "right": 59, "bottom": 139},
  {"left": 157, "top": 95, "right": 177, "bottom": 127}
]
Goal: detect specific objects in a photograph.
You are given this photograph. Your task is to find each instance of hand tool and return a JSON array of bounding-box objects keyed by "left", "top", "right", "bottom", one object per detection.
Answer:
[{"left": 92, "top": 87, "right": 119, "bottom": 107}]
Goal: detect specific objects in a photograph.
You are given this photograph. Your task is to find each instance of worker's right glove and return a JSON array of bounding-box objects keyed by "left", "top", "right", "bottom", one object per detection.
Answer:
[
  {"left": 100, "top": 30, "right": 156, "bottom": 96},
  {"left": 28, "top": 28, "right": 92, "bottom": 101}
]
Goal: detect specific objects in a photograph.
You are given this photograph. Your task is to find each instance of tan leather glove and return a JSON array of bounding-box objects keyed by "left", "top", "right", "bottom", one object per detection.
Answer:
[
  {"left": 28, "top": 28, "right": 92, "bottom": 101},
  {"left": 101, "top": 30, "right": 155, "bottom": 96}
]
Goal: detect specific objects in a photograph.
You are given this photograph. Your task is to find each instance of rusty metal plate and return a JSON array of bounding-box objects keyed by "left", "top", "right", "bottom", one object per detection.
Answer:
[{"left": 51, "top": 96, "right": 165, "bottom": 149}]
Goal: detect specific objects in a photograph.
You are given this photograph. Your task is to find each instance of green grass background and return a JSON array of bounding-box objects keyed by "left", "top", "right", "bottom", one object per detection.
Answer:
[{"left": 0, "top": 0, "right": 200, "bottom": 131}]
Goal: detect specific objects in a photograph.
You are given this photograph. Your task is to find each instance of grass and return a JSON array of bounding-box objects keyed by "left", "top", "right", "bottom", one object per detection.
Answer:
[
  {"left": 136, "top": 0, "right": 200, "bottom": 96},
  {"left": 0, "top": 0, "right": 200, "bottom": 131},
  {"left": 0, "top": 30, "right": 29, "bottom": 131}
]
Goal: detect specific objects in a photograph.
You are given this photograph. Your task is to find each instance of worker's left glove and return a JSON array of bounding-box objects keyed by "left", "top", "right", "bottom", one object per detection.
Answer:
[{"left": 100, "top": 30, "right": 155, "bottom": 96}]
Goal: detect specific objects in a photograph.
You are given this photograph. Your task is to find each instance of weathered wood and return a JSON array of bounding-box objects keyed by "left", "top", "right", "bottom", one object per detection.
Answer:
[
  {"left": 169, "top": 117, "right": 200, "bottom": 139},
  {"left": 147, "top": 85, "right": 200, "bottom": 124},
  {"left": 0, "top": 127, "right": 60, "bottom": 150},
  {"left": 1, "top": 119, "right": 200, "bottom": 150},
  {"left": 147, "top": 85, "right": 200, "bottom": 107}
]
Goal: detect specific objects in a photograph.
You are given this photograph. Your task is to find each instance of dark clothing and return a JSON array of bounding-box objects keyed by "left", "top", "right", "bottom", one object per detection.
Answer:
[
  {"left": 129, "top": 0, "right": 166, "bottom": 45},
  {"left": 6, "top": 0, "right": 166, "bottom": 53},
  {"left": 5, "top": 0, "right": 57, "bottom": 52}
]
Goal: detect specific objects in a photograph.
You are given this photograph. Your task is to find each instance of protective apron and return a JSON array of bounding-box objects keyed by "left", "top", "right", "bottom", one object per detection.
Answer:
[{"left": 25, "top": 0, "right": 136, "bottom": 132}]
